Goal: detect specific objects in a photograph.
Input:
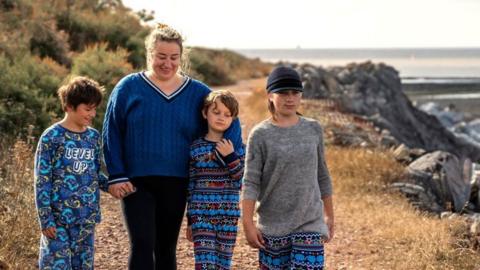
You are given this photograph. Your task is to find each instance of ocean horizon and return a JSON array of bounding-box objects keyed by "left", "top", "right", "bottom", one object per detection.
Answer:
[{"left": 235, "top": 48, "right": 480, "bottom": 79}]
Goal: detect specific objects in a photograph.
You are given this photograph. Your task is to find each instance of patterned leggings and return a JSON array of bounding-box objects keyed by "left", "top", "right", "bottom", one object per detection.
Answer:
[
  {"left": 191, "top": 215, "right": 238, "bottom": 270},
  {"left": 39, "top": 224, "right": 95, "bottom": 270},
  {"left": 259, "top": 232, "right": 325, "bottom": 270}
]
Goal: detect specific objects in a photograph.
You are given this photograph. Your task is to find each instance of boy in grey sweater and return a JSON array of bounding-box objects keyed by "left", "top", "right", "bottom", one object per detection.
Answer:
[{"left": 242, "top": 66, "right": 334, "bottom": 270}]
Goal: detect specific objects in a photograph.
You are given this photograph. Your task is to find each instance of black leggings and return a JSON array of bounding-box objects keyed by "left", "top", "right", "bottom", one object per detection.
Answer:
[{"left": 121, "top": 176, "right": 189, "bottom": 270}]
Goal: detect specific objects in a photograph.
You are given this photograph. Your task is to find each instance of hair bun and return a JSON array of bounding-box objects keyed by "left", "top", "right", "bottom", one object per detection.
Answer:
[{"left": 156, "top": 23, "right": 169, "bottom": 29}]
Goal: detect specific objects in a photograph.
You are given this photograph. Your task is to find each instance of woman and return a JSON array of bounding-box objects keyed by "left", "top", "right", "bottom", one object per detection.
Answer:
[
  {"left": 102, "top": 24, "right": 242, "bottom": 270},
  {"left": 242, "top": 66, "right": 334, "bottom": 269}
]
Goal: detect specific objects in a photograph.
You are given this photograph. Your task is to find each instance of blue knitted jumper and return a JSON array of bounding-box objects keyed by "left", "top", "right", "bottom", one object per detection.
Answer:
[
  {"left": 186, "top": 138, "right": 245, "bottom": 226},
  {"left": 102, "top": 72, "right": 242, "bottom": 184}
]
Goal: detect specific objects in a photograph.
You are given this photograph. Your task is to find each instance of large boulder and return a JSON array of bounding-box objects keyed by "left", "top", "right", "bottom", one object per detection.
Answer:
[
  {"left": 397, "top": 151, "right": 471, "bottom": 213},
  {"left": 296, "top": 62, "right": 480, "bottom": 162}
]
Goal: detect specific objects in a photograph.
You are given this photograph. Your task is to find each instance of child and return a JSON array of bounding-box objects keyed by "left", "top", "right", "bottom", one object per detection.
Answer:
[
  {"left": 242, "top": 66, "right": 335, "bottom": 270},
  {"left": 34, "top": 76, "right": 108, "bottom": 269},
  {"left": 186, "top": 90, "right": 245, "bottom": 270}
]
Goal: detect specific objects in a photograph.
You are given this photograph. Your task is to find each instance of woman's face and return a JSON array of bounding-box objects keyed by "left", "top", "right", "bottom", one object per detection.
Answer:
[
  {"left": 149, "top": 41, "right": 181, "bottom": 81},
  {"left": 269, "top": 90, "right": 302, "bottom": 116}
]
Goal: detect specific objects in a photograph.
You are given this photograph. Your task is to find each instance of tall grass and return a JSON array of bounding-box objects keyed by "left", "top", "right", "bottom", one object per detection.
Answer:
[
  {"left": 0, "top": 139, "right": 38, "bottom": 269},
  {"left": 325, "top": 146, "right": 479, "bottom": 269}
]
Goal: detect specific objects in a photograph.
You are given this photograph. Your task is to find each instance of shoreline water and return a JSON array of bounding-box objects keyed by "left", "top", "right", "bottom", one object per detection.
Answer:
[{"left": 236, "top": 48, "right": 480, "bottom": 78}]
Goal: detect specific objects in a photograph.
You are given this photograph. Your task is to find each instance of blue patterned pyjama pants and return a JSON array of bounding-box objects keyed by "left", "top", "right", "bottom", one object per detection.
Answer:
[
  {"left": 259, "top": 232, "right": 325, "bottom": 270},
  {"left": 39, "top": 224, "right": 95, "bottom": 270},
  {"left": 191, "top": 215, "right": 239, "bottom": 270}
]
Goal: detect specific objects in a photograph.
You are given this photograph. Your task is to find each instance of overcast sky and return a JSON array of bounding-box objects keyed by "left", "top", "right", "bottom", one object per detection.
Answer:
[{"left": 122, "top": 0, "right": 480, "bottom": 49}]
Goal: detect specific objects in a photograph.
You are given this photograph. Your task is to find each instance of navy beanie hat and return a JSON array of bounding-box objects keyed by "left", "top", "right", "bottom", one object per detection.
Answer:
[{"left": 266, "top": 66, "right": 303, "bottom": 93}]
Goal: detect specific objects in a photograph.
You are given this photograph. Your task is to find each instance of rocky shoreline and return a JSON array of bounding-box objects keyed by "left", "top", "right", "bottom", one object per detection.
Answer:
[{"left": 292, "top": 61, "right": 480, "bottom": 216}]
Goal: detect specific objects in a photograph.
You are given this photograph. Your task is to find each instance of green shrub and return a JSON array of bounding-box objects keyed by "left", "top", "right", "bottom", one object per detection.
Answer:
[
  {"left": 0, "top": 54, "right": 67, "bottom": 138},
  {"left": 29, "top": 22, "right": 71, "bottom": 66},
  {"left": 71, "top": 42, "right": 133, "bottom": 130},
  {"left": 188, "top": 47, "right": 271, "bottom": 86},
  {"left": 56, "top": 9, "right": 148, "bottom": 68}
]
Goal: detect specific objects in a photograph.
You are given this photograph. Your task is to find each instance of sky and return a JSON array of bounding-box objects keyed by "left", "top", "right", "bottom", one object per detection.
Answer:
[{"left": 122, "top": 0, "right": 480, "bottom": 49}]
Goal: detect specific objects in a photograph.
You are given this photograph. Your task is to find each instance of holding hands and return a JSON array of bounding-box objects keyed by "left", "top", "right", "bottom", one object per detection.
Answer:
[
  {"left": 108, "top": 181, "right": 136, "bottom": 199},
  {"left": 186, "top": 226, "right": 193, "bottom": 242},
  {"left": 42, "top": 227, "right": 57, "bottom": 239}
]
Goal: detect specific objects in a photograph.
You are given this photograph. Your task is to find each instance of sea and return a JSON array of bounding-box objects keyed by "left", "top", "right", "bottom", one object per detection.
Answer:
[{"left": 236, "top": 48, "right": 480, "bottom": 117}]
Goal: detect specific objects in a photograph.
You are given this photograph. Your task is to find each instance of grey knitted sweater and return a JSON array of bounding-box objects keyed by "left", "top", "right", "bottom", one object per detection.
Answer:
[{"left": 242, "top": 117, "right": 333, "bottom": 237}]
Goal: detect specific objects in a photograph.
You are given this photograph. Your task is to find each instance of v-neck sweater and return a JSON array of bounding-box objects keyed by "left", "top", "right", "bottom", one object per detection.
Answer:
[{"left": 102, "top": 72, "right": 243, "bottom": 184}]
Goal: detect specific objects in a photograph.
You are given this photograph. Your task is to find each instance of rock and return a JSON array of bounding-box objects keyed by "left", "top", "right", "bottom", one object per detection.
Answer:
[
  {"left": 390, "top": 182, "right": 443, "bottom": 212},
  {"left": 440, "top": 211, "right": 454, "bottom": 219},
  {"left": 295, "top": 62, "right": 480, "bottom": 162},
  {"left": 419, "top": 102, "right": 464, "bottom": 128},
  {"left": 405, "top": 151, "right": 471, "bottom": 213},
  {"left": 380, "top": 134, "right": 398, "bottom": 148},
  {"left": 471, "top": 220, "right": 480, "bottom": 235},
  {"left": 392, "top": 144, "right": 426, "bottom": 164}
]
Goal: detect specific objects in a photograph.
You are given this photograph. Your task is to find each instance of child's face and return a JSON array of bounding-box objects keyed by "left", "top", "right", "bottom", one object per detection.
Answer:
[
  {"left": 66, "top": 103, "right": 97, "bottom": 128},
  {"left": 203, "top": 100, "right": 234, "bottom": 133},
  {"left": 269, "top": 90, "right": 302, "bottom": 116}
]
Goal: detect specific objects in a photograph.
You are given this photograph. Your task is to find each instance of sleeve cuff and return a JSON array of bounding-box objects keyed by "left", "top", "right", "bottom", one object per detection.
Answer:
[
  {"left": 223, "top": 152, "right": 240, "bottom": 164},
  {"left": 108, "top": 176, "right": 130, "bottom": 185}
]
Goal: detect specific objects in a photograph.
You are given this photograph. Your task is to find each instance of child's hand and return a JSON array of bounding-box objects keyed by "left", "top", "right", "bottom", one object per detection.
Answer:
[
  {"left": 108, "top": 182, "right": 135, "bottom": 199},
  {"left": 186, "top": 226, "right": 193, "bottom": 242},
  {"left": 325, "top": 217, "right": 335, "bottom": 243},
  {"left": 243, "top": 222, "right": 265, "bottom": 249},
  {"left": 216, "top": 139, "right": 234, "bottom": 157},
  {"left": 42, "top": 227, "right": 56, "bottom": 239}
]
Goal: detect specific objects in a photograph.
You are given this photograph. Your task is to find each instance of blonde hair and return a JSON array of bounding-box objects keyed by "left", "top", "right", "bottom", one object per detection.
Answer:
[
  {"left": 145, "top": 23, "right": 189, "bottom": 73},
  {"left": 203, "top": 90, "right": 239, "bottom": 118}
]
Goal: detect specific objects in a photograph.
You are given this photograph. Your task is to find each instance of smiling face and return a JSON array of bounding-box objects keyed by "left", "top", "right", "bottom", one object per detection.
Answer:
[
  {"left": 66, "top": 103, "right": 97, "bottom": 129},
  {"left": 203, "top": 100, "right": 234, "bottom": 134},
  {"left": 149, "top": 41, "right": 181, "bottom": 81},
  {"left": 268, "top": 89, "right": 302, "bottom": 117}
]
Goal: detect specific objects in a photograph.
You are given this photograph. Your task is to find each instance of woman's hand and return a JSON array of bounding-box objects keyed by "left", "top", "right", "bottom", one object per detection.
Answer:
[
  {"left": 186, "top": 226, "right": 193, "bottom": 242},
  {"left": 243, "top": 222, "right": 265, "bottom": 249},
  {"left": 216, "top": 139, "right": 234, "bottom": 157},
  {"left": 108, "top": 181, "right": 135, "bottom": 199}
]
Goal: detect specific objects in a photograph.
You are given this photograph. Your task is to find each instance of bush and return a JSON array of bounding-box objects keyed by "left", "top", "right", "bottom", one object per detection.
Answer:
[
  {"left": 71, "top": 42, "right": 133, "bottom": 130},
  {"left": 29, "top": 21, "right": 71, "bottom": 66},
  {"left": 0, "top": 54, "right": 67, "bottom": 138},
  {"left": 188, "top": 47, "right": 271, "bottom": 86},
  {"left": 56, "top": 8, "right": 148, "bottom": 68}
]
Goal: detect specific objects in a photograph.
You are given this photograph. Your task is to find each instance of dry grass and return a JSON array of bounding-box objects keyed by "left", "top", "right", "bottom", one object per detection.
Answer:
[
  {"left": 324, "top": 146, "right": 479, "bottom": 269},
  {"left": 0, "top": 140, "right": 38, "bottom": 269}
]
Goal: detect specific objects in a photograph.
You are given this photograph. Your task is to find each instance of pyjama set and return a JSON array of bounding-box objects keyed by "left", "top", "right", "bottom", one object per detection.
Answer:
[{"left": 187, "top": 138, "right": 244, "bottom": 269}]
